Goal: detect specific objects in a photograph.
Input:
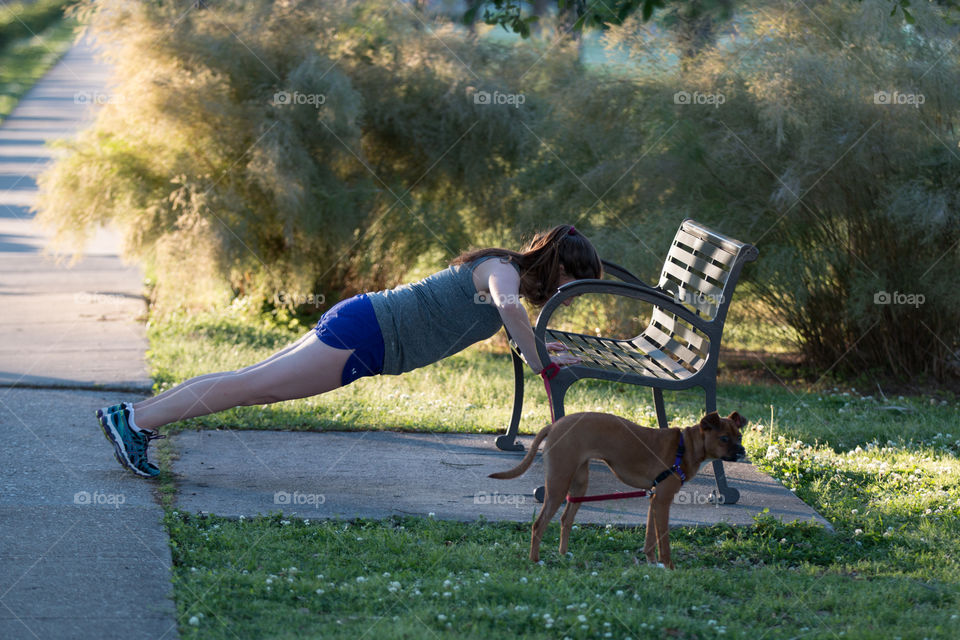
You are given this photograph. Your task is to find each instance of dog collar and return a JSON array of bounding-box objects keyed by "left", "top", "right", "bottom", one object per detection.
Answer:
[{"left": 652, "top": 433, "right": 686, "bottom": 487}]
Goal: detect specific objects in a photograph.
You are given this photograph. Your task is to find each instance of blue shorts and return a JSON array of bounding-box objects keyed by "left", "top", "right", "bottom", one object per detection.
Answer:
[{"left": 313, "top": 294, "right": 385, "bottom": 386}]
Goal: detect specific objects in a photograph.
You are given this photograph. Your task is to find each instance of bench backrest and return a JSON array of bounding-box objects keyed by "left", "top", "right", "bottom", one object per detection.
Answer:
[{"left": 656, "top": 219, "right": 758, "bottom": 323}]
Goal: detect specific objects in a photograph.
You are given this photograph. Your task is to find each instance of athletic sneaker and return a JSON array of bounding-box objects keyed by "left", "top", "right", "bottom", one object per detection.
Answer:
[{"left": 96, "top": 403, "right": 165, "bottom": 477}]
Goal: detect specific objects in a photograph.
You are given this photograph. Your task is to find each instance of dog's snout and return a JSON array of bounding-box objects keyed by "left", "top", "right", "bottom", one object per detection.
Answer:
[{"left": 726, "top": 445, "right": 747, "bottom": 462}]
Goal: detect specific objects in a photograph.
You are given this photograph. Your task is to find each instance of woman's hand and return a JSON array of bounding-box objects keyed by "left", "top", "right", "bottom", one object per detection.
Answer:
[
  {"left": 550, "top": 352, "right": 581, "bottom": 366},
  {"left": 546, "top": 341, "right": 567, "bottom": 352}
]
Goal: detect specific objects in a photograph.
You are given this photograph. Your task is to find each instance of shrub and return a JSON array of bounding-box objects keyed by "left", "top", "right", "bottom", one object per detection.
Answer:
[
  {"left": 35, "top": 0, "right": 960, "bottom": 381},
  {"left": 0, "top": 0, "right": 71, "bottom": 52},
  {"left": 36, "top": 0, "right": 556, "bottom": 310},
  {"left": 624, "top": 0, "right": 960, "bottom": 379}
]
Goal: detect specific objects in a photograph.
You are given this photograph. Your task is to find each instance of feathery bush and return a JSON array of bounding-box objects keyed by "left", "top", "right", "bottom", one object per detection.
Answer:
[{"left": 35, "top": 0, "right": 960, "bottom": 380}]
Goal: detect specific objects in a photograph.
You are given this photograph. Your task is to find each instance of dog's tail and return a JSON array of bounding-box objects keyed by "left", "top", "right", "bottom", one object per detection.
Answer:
[{"left": 488, "top": 424, "right": 552, "bottom": 480}]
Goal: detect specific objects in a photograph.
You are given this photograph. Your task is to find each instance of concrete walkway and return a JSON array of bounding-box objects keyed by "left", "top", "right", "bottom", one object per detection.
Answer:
[
  {"left": 0, "top": 40, "right": 177, "bottom": 639},
  {"left": 173, "top": 430, "right": 831, "bottom": 529}
]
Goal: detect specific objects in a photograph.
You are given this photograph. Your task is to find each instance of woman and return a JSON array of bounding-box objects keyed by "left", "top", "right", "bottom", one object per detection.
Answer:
[{"left": 97, "top": 224, "right": 602, "bottom": 477}]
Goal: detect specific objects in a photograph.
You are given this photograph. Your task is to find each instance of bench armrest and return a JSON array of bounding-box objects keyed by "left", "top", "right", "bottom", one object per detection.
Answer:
[
  {"left": 533, "top": 279, "right": 716, "bottom": 369},
  {"left": 601, "top": 259, "right": 643, "bottom": 285}
]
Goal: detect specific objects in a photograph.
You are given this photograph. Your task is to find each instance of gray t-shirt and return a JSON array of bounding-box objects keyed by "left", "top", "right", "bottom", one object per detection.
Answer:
[{"left": 368, "top": 256, "right": 519, "bottom": 375}]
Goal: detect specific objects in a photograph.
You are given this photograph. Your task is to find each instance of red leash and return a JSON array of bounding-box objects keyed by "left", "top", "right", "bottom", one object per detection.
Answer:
[
  {"left": 539, "top": 362, "right": 561, "bottom": 422},
  {"left": 566, "top": 490, "right": 650, "bottom": 503}
]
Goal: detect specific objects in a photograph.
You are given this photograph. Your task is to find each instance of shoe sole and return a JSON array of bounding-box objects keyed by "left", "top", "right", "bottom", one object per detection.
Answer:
[{"left": 97, "top": 408, "right": 156, "bottom": 478}]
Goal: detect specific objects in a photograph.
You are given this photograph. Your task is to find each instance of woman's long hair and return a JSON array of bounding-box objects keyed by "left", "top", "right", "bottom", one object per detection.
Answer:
[{"left": 451, "top": 225, "right": 603, "bottom": 306}]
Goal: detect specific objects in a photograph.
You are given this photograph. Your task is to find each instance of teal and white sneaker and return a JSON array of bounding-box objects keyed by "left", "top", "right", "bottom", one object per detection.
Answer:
[{"left": 96, "top": 403, "right": 165, "bottom": 477}]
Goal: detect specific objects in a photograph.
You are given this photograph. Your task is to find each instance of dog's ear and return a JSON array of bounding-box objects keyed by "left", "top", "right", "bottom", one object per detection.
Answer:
[
  {"left": 700, "top": 411, "right": 721, "bottom": 430},
  {"left": 727, "top": 411, "right": 747, "bottom": 428}
]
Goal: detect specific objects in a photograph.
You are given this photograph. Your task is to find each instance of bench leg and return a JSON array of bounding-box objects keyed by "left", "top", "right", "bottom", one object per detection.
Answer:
[
  {"left": 653, "top": 388, "right": 668, "bottom": 429},
  {"left": 705, "top": 384, "right": 740, "bottom": 505},
  {"left": 496, "top": 349, "right": 526, "bottom": 452},
  {"left": 547, "top": 377, "right": 568, "bottom": 424},
  {"left": 534, "top": 377, "right": 571, "bottom": 502}
]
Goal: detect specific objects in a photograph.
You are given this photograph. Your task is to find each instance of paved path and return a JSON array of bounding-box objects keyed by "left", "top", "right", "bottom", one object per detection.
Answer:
[
  {"left": 173, "top": 430, "right": 831, "bottom": 529},
  {"left": 0, "top": 39, "right": 177, "bottom": 639}
]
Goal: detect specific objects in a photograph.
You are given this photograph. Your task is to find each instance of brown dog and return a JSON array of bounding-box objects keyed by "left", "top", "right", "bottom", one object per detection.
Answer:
[{"left": 489, "top": 411, "right": 747, "bottom": 568}]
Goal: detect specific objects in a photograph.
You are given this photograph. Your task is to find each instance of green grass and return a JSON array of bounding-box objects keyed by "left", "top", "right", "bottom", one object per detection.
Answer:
[
  {"left": 151, "top": 309, "right": 960, "bottom": 638},
  {"left": 168, "top": 511, "right": 959, "bottom": 639},
  {"left": 0, "top": 16, "right": 76, "bottom": 123}
]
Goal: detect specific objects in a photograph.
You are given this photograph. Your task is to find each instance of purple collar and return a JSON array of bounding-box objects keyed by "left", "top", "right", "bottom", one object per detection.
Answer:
[{"left": 653, "top": 433, "right": 687, "bottom": 486}]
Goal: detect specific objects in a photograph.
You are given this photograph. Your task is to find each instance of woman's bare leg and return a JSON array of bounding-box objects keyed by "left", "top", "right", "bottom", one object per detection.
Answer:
[
  {"left": 136, "top": 330, "right": 316, "bottom": 412},
  {"left": 132, "top": 332, "right": 352, "bottom": 431}
]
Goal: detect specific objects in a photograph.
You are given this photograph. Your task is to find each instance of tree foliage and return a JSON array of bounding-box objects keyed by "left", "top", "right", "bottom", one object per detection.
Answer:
[{"left": 465, "top": 0, "right": 953, "bottom": 36}]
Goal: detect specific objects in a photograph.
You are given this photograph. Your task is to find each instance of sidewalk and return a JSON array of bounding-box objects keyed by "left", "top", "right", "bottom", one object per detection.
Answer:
[
  {"left": 0, "top": 39, "right": 177, "bottom": 639},
  {"left": 172, "top": 430, "right": 831, "bottom": 529}
]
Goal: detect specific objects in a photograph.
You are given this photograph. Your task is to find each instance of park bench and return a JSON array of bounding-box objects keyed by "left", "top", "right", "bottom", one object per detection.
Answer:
[{"left": 496, "top": 219, "right": 759, "bottom": 505}]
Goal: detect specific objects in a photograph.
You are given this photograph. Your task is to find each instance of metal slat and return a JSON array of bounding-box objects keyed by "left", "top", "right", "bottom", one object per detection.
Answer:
[
  {"left": 666, "top": 244, "right": 730, "bottom": 284},
  {"left": 605, "top": 341, "right": 671, "bottom": 378},
  {"left": 680, "top": 220, "right": 746, "bottom": 256},
  {"left": 662, "top": 260, "right": 725, "bottom": 301},
  {"left": 674, "top": 229, "right": 737, "bottom": 266},
  {"left": 650, "top": 308, "right": 709, "bottom": 353},
  {"left": 641, "top": 323, "right": 703, "bottom": 370},
  {"left": 633, "top": 336, "right": 689, "bottom": 378}
]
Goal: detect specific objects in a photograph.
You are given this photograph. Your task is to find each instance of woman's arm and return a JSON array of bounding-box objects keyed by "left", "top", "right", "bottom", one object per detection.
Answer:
[{"left": 484, "top": 263, "right": 577, "bottom": 372}]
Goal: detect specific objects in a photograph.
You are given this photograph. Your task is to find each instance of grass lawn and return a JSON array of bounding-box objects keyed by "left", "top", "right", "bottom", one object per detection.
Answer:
[
  {"left": 150, "top": 308, "right": 960, "bottom": 639},
  {"left": 0, "top": 17, "right": 76, "bottom": 123}
]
